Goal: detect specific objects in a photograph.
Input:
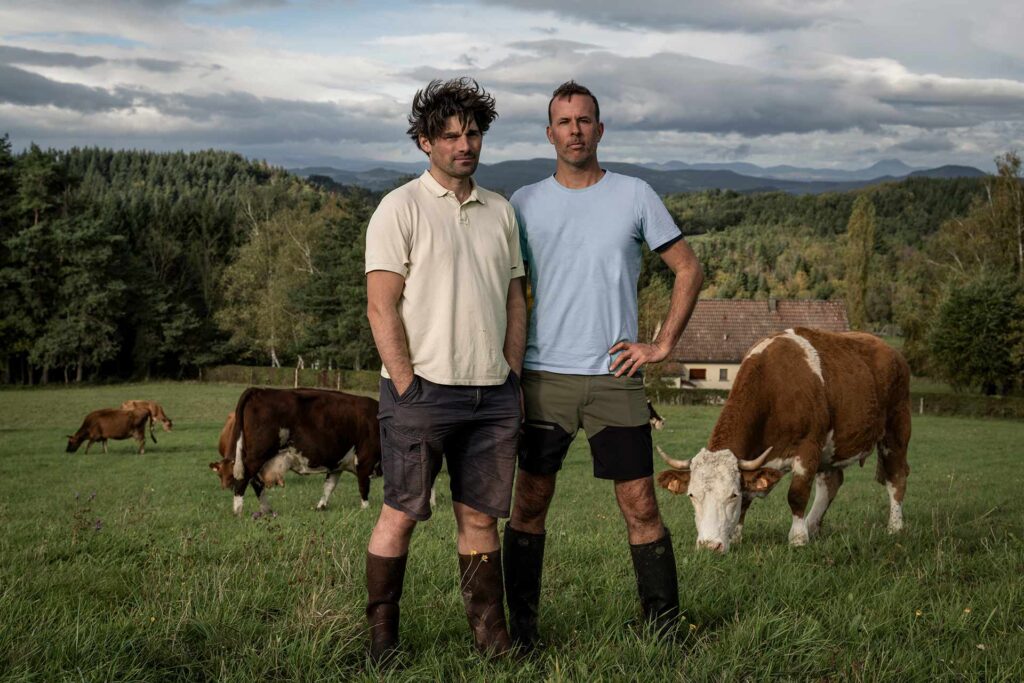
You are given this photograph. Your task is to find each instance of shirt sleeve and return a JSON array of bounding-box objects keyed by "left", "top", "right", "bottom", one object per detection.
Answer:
[
  {"left": 508, "top": 203, "right": 526, "bottom": 279},
  {"left": 510, "top": 190, "right": 529, "bottom": 266},
  {"left": 636, "top": 180, "right": 682, "bottom": 251},
  {"left": 364, "top": 193, "right": 411, "bottom": 277}
]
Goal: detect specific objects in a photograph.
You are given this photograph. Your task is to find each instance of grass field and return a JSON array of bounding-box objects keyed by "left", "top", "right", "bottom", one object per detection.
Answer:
[{"left": 1, "top": 382, "right": 1022, "bottom": 682}]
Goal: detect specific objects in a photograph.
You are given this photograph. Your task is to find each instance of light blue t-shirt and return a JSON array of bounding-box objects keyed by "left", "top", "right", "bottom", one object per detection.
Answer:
[{"left": 511, "top": 171, "right": 682, "bottom": 375}]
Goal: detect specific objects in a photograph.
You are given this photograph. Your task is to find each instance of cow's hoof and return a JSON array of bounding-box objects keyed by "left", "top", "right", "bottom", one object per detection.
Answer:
[
  {"left": 360, "top": 500, "right": 369, "bottom": 510},
  {"left": 887, "top": 520, "right": 904, "bottom": 534},
  {"left": 789, "top": 531, "right": 809, "bottom": 546},
  {"left": 315, "top": 502, "right": 328, "bottom": 511}
]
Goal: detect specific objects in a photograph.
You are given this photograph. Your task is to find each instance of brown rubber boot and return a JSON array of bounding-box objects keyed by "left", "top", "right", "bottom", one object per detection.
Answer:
[
  {"left": 366, "top": 552, "right": 407, "bottom": 665},
  {"left": 458, "top": 550, "right": 514, "bottom": 657}
]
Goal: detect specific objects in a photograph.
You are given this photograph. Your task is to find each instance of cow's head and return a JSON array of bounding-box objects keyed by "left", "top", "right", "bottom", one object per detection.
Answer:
[
  {"left": 66, "top": 434, "right": 83, "bottom": 453},
  {"left": 209, "top": 458, "right": 235, "bottom": 489},
  {"left": 646, "top": 400, "right": 665, "bottom": 431},
  {"left": 160, "top": 417, "right": 173, "bottom": 432},
  {"left": 656, "top": 446, "right": 784, "bottom": 553}
]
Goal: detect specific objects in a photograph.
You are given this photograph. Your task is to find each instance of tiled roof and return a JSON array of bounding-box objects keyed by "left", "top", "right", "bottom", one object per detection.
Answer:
[{"left": 669, "top": 299, "right": 849, "bottom": 364}]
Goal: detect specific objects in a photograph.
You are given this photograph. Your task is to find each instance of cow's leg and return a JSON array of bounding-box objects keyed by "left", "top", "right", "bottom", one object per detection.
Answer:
[
  {"left": 806, "top": 470, "right": 844, "bottom": 538},
  {"left": 149, "top": 419, "right": 157, "bottom": 444},
  {"left": 356, "top": 472, "right": 370, "bottom": 510},
  {"left": 85, "top": 440, "right": 93, "bottom": 455},
  {"left": 878, "top": 403, "right": 911, "bottom": 534},
  {"left": 786, "top": 441, "right": 819, "bottom": 546},
  {"left": 257, "top": 487, "right": 273, "bottom": 516},
  {"left": 731, "top": 498, "right": 753, "bottom": 545},
  {"left": 102, "top": 439, "right": 108, "bottom": 455},
  {"left": 317, "top": 472, "right": 340, "bottom": 511},
  {"left": 232, "top": 477, "right": 249, "bottom": 515},
  {"left": 137, "top": 431, "right": 146, "bottom": 455}
]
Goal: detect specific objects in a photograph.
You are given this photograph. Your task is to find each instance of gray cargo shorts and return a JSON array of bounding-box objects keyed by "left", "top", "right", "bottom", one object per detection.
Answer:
[{"left": 378, "top": 372, "right": 521, "bottom": 521}]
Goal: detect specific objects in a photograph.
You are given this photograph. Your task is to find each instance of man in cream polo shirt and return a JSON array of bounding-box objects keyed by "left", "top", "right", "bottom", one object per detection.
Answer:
[{"left": 363, "top": 78, "right": 526, "bottom": 663}]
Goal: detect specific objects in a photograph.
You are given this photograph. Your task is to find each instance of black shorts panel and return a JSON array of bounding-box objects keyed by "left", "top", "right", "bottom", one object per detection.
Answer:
[
  {"left": 517, "top": 420, "right": 574, "bottom": 476},
  {"left": 588, "top": 423, "right": 653, "bottom": 480}
]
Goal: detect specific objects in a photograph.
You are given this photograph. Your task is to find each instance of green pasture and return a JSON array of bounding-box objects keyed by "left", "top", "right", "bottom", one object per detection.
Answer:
[{"left": 0, "top": 383, "right": 1022, "bottom": 681}]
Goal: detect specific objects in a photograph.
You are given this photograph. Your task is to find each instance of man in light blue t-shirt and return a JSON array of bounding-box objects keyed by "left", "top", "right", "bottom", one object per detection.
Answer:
[{"left": 503, "top": 81, "right": 703, "bottom": 649}]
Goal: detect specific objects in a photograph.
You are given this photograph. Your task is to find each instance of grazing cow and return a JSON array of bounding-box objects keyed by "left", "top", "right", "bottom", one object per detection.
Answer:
[
  {"left": 217, "top": 412, "right": 236, "bottom": 458},
  {"left": 67, "top": 408, "right": 153, "bottom": 455},
  {"left": 121, "top": 400, "right": 173, "bottom": 442},
  {"left": 647, "top": 399, "right": 665, "bottom": 430},
  {"left": 209, "top": 388, "right": 382, "bottom": 516},
  {"left": 657, "top": 328, "right": 910, "bottom": 553}
]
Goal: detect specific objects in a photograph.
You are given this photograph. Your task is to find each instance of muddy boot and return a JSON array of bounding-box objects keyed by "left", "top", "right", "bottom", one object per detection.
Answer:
[
  {"left": 366, "top": 552, "right": 407, "bottom": 665},
  {"left": 458, "top": 550, "right": 514, "bottom": 657},
  {"left": 629, "top": 529, "right": 680, "bottom": 634},
  {"left": 502, "top": 525, "right": 545, "bottom": 651}
]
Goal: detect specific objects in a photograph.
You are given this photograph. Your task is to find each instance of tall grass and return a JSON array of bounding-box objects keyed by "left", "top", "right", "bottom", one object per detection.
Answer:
[{"left": 0, "top": 383, "right": 1021, "bottom": 681}]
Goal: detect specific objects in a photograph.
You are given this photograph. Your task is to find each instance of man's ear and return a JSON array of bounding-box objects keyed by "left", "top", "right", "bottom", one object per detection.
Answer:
[
  {"left": 657, "top": 470, "right": 691, "bottom": 495},
  {"left": 741, "top": 469, "right": 784, "bottom": 497}
]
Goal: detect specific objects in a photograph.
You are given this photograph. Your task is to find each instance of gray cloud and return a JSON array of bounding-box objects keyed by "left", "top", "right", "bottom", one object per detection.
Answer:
[
  {"left": 0, "top": 44, "right": 187, "bottom": 73},
  {"left": 0, "top": 63, "right": 134, "bottom": 112},
  {"left": 478, "top": 0, "right": 839, "bottom": 32},
  {"left": 889, "top": 136, "right": 956, "bottom": 153},
  {"left": 412, "top": 46, "right": 1024, "bottom": 138}
]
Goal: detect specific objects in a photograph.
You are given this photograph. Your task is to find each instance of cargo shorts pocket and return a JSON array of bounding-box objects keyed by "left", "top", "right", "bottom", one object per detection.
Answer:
[{"left": 381, "top": 425, "right": 429, "bottom": 498}]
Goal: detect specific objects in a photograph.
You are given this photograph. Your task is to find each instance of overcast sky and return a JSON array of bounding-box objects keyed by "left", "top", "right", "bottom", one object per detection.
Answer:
[{"left": 1, "top": 0, "right": 1022, "bottom": 169}]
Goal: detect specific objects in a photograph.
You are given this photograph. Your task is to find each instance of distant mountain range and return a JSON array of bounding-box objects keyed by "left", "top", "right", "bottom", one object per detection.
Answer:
[{"left": 290, "top": 158, "right": 987, "bottom": 196}]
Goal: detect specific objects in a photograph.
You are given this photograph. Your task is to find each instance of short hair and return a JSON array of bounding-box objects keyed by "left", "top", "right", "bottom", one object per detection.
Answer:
[
  {"left": 407, "top": 78, "right": 498, "bottom": 152},
  {"left": 547, "top": 81, "right": 600, "bottom": 123}
]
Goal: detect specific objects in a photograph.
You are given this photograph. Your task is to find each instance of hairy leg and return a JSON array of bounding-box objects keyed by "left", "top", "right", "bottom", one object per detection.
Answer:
[
  {"left": 509, "top": 469, "right": 557, "bottom": 535},
  {"left": 614, "top": 477, "right": 665, "bottom": 545}
]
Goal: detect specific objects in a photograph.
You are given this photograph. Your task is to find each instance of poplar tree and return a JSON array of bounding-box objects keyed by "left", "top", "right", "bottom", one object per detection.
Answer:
[{"left": 844, "top": 194, "right": 876, "bottom": 330}]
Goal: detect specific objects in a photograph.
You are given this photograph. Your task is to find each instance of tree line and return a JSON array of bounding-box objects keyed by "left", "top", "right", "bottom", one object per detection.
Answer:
[{"left": 2, "top": 136, "right": 1021, "bottom": 394}]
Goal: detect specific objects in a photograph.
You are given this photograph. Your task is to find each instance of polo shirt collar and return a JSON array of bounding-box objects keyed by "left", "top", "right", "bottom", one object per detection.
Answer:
[{"left": 419, "top": 170, "right": 486, "bottom": 205}]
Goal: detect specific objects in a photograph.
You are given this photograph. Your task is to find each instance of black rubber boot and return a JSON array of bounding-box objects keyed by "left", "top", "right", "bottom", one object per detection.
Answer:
[
  {"left": 629, "top": 529, "right": 680, "bottom": 634},
  {"left": 366, "top": 552, "right": 407, "bottom": 665},
  {"left": 502, "top": 524, "right": 545, "bottom": 651},
  {"left": 458, "top": 550, "right": 514, "bottom": 657}
]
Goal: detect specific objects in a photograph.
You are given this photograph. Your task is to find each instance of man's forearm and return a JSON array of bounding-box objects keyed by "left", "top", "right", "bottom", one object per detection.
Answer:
[
  {"left": 654, "top": 262, "right": 703, "bottom": 354},
  {"left": 368, "top": 305, "right": 415, "bottom": 388},
  {"left": 503, "top": 277, "right": 527, "bottom": 375}
]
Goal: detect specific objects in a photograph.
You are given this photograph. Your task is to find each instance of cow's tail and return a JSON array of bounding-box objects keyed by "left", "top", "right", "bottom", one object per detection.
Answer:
[{"left": 231, "top": 388, "right": 258, "bottom": 480}]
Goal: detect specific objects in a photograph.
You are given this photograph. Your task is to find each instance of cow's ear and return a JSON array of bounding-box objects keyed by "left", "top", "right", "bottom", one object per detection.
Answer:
[
  {"left": 209, "top": 462, "right": 219, "bottom": 471},
  {"left": 741, "top": 468, "right": 784, "bottom": 497},
  {"left": 657, "top": 470, "right": 690, "bottom": 495}
]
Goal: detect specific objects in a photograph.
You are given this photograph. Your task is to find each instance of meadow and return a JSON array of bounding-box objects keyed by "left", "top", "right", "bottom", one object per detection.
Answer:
[{"left": 0, "top": 382, "right": 1022, "bottom": 682}]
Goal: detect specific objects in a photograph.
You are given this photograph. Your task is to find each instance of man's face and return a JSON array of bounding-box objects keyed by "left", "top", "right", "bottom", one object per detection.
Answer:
[
  {"left": 420, "top": 115, "right": 482, "bottom": 181},
  {"left": 547, "top": 95, "right": 603, "bottom": 168}
]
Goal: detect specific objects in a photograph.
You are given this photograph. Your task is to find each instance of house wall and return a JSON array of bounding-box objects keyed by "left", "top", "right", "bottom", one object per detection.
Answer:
[{"left": 664, "top": 363, "right": 742, "bottom": 390}]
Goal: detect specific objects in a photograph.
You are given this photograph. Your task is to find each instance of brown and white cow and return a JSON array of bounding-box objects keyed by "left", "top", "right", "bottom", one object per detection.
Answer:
[
  {"left": 121, "top": 400, "right": 173, "bottom": 442},
  {"left": 657, "top": 327, "right": 911, "bottom": 553},
  {"left": 67, "top": 408, "right": 153, "bottom": 455},
  {"left": 209, "top": 388, "right": 382, "bottom": 516}
]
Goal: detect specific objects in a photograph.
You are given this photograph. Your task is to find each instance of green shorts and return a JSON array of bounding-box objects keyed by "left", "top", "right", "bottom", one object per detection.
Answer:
[{"left": 519, "top": 369, "right": 653, "bottom": 480}]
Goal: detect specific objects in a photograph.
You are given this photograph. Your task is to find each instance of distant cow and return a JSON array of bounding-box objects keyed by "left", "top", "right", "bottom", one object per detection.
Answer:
[
  {"left": 209, "top": 388, "right": 382, "bottom": 516},
  {"left": 67, "top": 408, "right": 152, "bottom": 455},
  {"left": 647, "top": 400, "right": 665, "bottom": 430},
  {"left": 120, "top": 400, "right": 173, "bottom": 441},
  {"left": 657, "top": 328, "right": 911, "bottom": 553}
]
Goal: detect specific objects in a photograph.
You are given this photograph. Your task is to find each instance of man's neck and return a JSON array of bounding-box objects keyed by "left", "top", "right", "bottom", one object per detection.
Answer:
[
  {"left": 428, "top": 167, "right": 474, "bottom": 203},
  {"left": 553, "top": 158, "right": 604, "bottom": 189}
]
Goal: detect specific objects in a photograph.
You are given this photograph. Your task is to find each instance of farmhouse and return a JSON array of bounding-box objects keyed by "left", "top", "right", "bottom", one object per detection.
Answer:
[{"left": 664, "top": 299, "right": 849, "bottom": 389}]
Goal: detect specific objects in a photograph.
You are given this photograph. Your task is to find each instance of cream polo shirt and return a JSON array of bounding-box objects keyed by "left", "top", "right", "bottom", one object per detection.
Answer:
[{"left": 365, "top": 170, "right": 525, "bottom": 386}]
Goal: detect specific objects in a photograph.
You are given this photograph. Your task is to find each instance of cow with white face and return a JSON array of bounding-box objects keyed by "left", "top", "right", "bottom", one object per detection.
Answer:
[{"left": 658, "top": 327, "right": 911, "bottom": 553}]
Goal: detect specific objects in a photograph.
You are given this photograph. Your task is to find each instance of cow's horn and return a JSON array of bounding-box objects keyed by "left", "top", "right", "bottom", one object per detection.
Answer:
[
  {"left": 738, "top": 447, "right": 773, "bottom": 471},
  {"left": 657, "top": 445, "right": 690, "bottom": 470}
]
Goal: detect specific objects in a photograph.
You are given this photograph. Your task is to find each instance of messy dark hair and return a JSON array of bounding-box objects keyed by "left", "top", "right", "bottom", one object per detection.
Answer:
[
  {"left": 407, "top": 78, "right": 498, "bottom": 152},
  {"left": 548, "top": 80, "right": 600, "bottom": 123}
]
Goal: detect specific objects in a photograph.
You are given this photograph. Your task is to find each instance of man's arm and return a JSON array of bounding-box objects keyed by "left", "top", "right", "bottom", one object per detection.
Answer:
[
  {"left": 504, "top": 276, "right": 527, "bottom": 376},
  {"left": 609, "top": 239, "right": 703, "bottom": 377},
  {"left": 366, "top": 270, "right": 415, "bottom": 395}
]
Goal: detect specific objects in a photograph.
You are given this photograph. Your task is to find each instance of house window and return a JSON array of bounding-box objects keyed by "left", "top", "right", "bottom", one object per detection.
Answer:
[
  {"left": 689, "top": 368, "right": 706, "bottom": 380},
  {"left": 719, "top": 368, "right": 729, "bottom": 381}
]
